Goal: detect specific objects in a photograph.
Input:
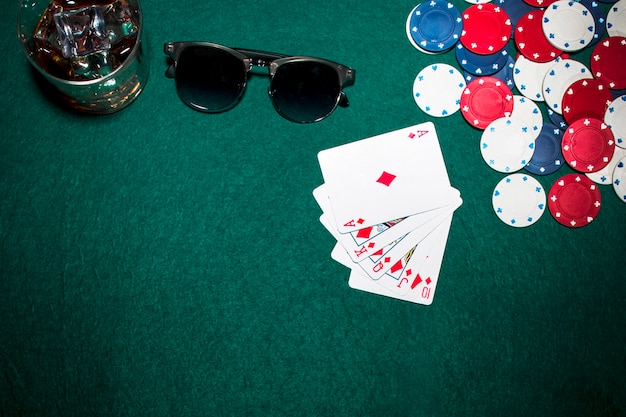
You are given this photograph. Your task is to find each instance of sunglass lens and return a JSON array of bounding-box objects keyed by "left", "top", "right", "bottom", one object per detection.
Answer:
[
  {"left": 175, "top": 46, "right": 246, "bottom": 112},
  {"left": 270, "top": 61, "right": 341, "bottom": 123}
]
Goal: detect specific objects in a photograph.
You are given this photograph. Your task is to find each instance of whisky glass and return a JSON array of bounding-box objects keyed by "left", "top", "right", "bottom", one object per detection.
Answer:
[{"left": 17, "top": 0, "right": 149, "bottom": 114}]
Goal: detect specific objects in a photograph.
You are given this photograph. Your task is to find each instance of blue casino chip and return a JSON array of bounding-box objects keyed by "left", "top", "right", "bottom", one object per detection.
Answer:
[
  {"left": 525, "top": 122, "right": 565, "bottom": 175},
  {"left": 612, "top": 88, "right": 626, "bottom": 100},
  {"left": 546, "top": 107, "right": 568, "bottom": 129},
  {"left": 495, "top": 0, "right": 537, "bottom": 27},
  {"left": 463, "top": 54, "right": 515, "bottom": 89},
  {"left": 406, "top": 0, "right": 463, "bottom": 53},
  {"left": 455, "top": 43, "right": 511, "bottom": 76}
]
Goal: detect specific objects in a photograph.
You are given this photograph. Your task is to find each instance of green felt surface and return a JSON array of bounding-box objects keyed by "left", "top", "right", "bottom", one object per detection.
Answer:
[{"left": 2, "top": 0, "right": 626, "bottom": 416}]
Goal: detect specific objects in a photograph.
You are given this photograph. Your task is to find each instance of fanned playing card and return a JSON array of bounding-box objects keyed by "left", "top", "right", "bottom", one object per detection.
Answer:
[
  {"left": 346, "top": 195, "right": 461, "bottom": 281},
  {"left": 313, "top": 184, "right": 460, "bottom": 263},
  {"left": 317, "top": 122, "right": 457, "bottom": 233},
  {"left": 332, "top": 215, "right": 453, "bottom": 305},
  {"left": 314, "top": 122, "right": 462, "bottom": 305}
]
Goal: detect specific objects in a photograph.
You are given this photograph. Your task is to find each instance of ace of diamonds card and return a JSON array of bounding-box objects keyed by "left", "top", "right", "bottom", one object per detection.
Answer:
[{"left": 317, "top": 122, "right": 458, "bottom": 234}]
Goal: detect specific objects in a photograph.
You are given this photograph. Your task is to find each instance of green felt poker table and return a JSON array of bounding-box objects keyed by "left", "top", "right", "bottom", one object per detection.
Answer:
[{"left": 2, "top": 0, "right": 626, "bottom": 415}]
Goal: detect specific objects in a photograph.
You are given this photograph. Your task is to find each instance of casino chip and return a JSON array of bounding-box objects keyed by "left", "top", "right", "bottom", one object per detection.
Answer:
[
  {"left": 541, "top": 0, "right": 596, "bottom": 52},
  {"left": 613, "top": 156, "right": 626, "bottom": 202},
  {"left": 496, "top": 0, "right": 537, "bottom": 27},
  {"left": 515, "top": 11, "right": 563, "bottom": 63},
  {"left": 525, "top": 122, "right": 565, "bottom": 175},
  {"left": 586, "top": 146, "right": 626, "bottom": 184},
  {"left": 463, "top": 55, "right": 516, "bottom": 89},
  {"left": 578, "top": 0, "right": 608, "bottom": 46},
  {"left": 480, "top": 116, "right": 536, "bottom": 173},
  {"left": 460, "top": 3, "right": 513, "bottom": 55},
  {"left": 513, "top": 55, "right": 556, "bottom": 101},
  {"left": 591, "top": 37, "right": 626, "bottom": 90},
  {"left": 607, "top": 0, "right": 626, "bottom": 37},
  {"left": 561, "top": 78, "right": 613, "bottom": 125},
  {"left": 562, "top": 117, "right": 616, "bottom": 172},
  {"left": 460, "top": 76, "right": 514, "bottom": 128},
  {"left": 546, "top": 107, "right": 569, "bottom": 129},
  {"left": 413, "top": 63, "right": 466, "bottom": 117},
  {"left": 548, "top": 174, "right": 602, "bottom": 228},
  {"left": 523, "top": 0, "right": 559, "bottom": 7},
  {"left": 542, "top": 57, "right": 593, "bottom": 114},
  {"left": 492, "top": 173, "right": 546, "bottom": 227},
  {"left": 613, "top": 88, "right": 626, "bottom": 96},
  {"left": 511, "top": 95, "right": 543, "bottom": 140},
  {"left": 455, "top": 43, "right": 510, "bottom": 76},
  {"left": 406, "top": 0, "right": 464, "bottom": 53},
  {"left": 604, "top": 94, "right": 626, "bottom": 148}
]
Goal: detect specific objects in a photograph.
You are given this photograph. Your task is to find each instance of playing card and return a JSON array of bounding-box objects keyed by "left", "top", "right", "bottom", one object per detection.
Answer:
[
  {"left": 351, "top": 197, "right": 460, "bottom": 281},
  {"left": 320, "top": 214, "right": 411, "bottom": 278},
  {"left": 313, "top": 184, "right": 460, "bottom": 263},
  {"left": 317, "top": 122, "right": 462, "bottom": 305},
  {"left": 374, "top": 228, "right": 441, "bottom": 296},
  {"left": 347, "top": 215, "right": 453, "bottom": 305},
  {"left": 317, "top": 122, "right": 457, "bottom": 233},
  {"left": 324, "top": 193, "right": 460, "bottom": 280}
]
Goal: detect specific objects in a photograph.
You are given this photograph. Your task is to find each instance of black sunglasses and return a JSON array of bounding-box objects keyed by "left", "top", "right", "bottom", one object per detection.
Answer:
[{"left": 164, "top": 42, "right": 356, "bottom": 123}]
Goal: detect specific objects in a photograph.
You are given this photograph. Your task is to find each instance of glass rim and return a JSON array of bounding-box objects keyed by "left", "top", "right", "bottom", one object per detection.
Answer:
[{"left": 17, "top": 0, "right": 145, "bottom": 86}]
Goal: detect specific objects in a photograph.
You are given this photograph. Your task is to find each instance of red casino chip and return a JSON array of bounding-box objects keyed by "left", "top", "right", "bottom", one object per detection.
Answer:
[
  {"left": 460, "top": 3, "right": 512, "bottom": 55},
  {"left": 548, "top": 173, "right": 602, "bottom": 228},
  {"left": 460, "top": 76, "right": 514, "bottom": 129},
  {"left": 561, "top": 78, "right": 613, "bottom": 125},
  {"left": 562, "top": 117, "right": 616, "bottom": 173},
  {"left": 591, "top": 36, "right": 626, "bottom": 90},
  {"left": 514, "top": 11, "right": 563, "bottom": 63}
]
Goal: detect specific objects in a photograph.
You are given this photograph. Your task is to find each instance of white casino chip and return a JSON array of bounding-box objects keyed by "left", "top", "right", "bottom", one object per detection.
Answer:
[
  {"left": 587, "top": 147, "right": 626, "bottom": 185},
  {"left": 605, "top": 95, "right": 626, "bottom": 149},
  {"left": 607, "top": 0, "right": 626, "bottom": 37},
  {"left": 613, "top": 156, "right": 626, "bottom": 203},
  {"left": 511, "top": 95, "right": 543, "bottom": 141},
  {"left": 541, "top": 0, "right": 596, "bottom": 52},
  {"left": 413, "top": 63, "right": 466, "bottom": 117},
  {"left": 480, "top": 116, "right": 536, "bottom": 173},
  {"left": 492, "top": 173, "right": 547, "bottom": 227},
  {"left": 542, "top": 57, "right": 592, "bottom": 114},
  {"left": 513, "top": 55, "right": 556, "bottom": 102}
]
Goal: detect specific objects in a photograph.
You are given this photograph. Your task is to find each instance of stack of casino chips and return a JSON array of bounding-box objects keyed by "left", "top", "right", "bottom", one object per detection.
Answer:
[{"left": 406, "top": 0, "right": 626, "bottom": 228}]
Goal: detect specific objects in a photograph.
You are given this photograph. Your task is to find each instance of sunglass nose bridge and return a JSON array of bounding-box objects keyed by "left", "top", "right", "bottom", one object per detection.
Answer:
[
  {"left": 235, "top": 49, "right": 281, "bottom": 67},
  {"left": 250, "top": 57, "right": 273, "bottom": 67}
]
